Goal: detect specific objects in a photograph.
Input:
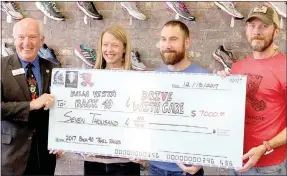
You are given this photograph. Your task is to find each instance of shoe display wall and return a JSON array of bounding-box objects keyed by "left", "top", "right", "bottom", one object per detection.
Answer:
[{"left": 1, "top": 2, "right": 286, "bottom": 72}]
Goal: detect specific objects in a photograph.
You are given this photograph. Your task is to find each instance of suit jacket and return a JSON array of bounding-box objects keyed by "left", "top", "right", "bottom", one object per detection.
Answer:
[{"left": 1, "top": 54, "right": 60, "bottom": 175}]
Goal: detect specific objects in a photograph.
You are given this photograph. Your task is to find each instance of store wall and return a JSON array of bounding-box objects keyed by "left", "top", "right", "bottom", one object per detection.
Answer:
[
  {"left": 1, "top": 1, "right": 286, "bottom": 175},
  {"left": 2, "top": 1, "right": 286, "bottom": 71}
]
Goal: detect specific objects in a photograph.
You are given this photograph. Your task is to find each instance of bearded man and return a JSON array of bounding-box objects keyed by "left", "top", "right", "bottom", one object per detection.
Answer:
[
  {"left": 217, "top": 5, "right": 286, "bottom": 175},
  {"left": 149, "top": 20, "right": 210, "bottom": 176}
]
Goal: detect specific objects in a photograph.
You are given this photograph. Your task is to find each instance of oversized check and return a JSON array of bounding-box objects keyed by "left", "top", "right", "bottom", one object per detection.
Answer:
[{"left": 48, "top": 68, "right": 247, "bottom": 168}]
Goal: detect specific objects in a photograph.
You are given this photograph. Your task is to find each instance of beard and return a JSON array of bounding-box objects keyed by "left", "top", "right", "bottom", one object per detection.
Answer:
[
  {"left": 160, "top": 48, "right": 185, "bottom": 65},
  {"left": 248, "top": 31, "right": 275, "bottom": 52}
]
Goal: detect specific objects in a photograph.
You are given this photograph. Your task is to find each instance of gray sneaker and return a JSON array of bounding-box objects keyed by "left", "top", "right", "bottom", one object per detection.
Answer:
[
  {"left": 120, "top": 2, "right": 146, "bottom": 20},
  {"left": 212, "top": 45, "right": 236, "bottom": 69},
  {"left": 77, "top": 2, "right": 103, "bottom": 20},
  {"left": 35, "top": 1, "right": 65, "bottom": 21},
  {"left": 1, "top": 1, "right": 23, "bottom": 20},
  {"left": 214, "top": 2, "right": 244, "bottom": 19}
]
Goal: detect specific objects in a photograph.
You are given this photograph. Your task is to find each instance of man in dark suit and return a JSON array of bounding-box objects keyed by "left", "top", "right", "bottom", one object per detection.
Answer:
[{"left": 1, "top": 18, "right": 60, "bottom": 175}]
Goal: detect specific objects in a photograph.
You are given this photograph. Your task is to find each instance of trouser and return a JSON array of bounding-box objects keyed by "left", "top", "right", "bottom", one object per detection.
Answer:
[
  {"left": 228, "top": 159, "right": 286, "bottom": 175},
  {"left": 84, "top": 161, "right": 140, "bottom": 175},
  {"left": 150, "top": 164, "right": 204, "bottom": 176},
  {"left": 23, "top": 131, "right": 56, "bottom": 175}
]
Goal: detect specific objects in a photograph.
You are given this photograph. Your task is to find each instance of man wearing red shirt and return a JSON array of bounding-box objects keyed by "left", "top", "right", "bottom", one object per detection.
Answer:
[{"left": 217, "top": 4, "right": 286, "bottom": 175}]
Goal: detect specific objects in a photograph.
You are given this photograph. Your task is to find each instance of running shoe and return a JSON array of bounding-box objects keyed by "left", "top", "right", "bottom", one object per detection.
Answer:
[
  {"left": 1, "top": 1, "right": 23, "bottom": 20},
  {"left": 77, "top": 1, "right": 103, "bottom": 20},
  {"left": 38, "top": 43, "right": 60, "bottom": 64},
  {"left": 214, "top": 2, "right": 244, "bottom": 19},
  {"left": 131, "top": 50, "right": 147, "bottom": 70},
  {"left": 35, "top": 1, "right": 65, "bottom": 21},
  {"left": 74, "top": 44, "right": 96, "bottom": 67},
  {"left": 165, "top": 2, "right": 195, "bottom": 21},
  {"left": 120, "top": 2, "right": 147, "bottom": 20},
  {"left": 212, "top": 45, "right": 236, "bottom": 69},
  {"left": 1, "top": 41, "right": 15, "bottom": 57}
]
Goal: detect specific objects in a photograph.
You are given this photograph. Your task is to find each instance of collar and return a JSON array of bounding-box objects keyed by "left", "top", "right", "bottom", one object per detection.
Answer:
[{"left": 18, "top": 54, "right": 40, "bottom": 71}]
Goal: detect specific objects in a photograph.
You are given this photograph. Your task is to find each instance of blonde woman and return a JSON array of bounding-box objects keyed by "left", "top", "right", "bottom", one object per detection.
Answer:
[
  {"left": 84, "top": 25, "right": 140, "bottom": 175},
  {"left": 94, "top": 25, "right": 132, "bottom": 70}
]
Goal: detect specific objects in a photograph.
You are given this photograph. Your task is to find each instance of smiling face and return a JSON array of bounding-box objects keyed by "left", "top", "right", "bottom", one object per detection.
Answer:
[
  {"left": 160, "top": 25, "right": 189, "bottom": 65},
  {"left": 101, "top": 32, "right": 125, "bottom": 67},
  {"left": 95, "top": 25, "right": 131, "bottom": 70},
  {"left": 13, "top": 18, "right": 44, "bottom": 62}
]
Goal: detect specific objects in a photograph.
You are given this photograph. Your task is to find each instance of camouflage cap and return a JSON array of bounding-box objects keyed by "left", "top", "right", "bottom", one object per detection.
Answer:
[{"left": 246, "top": 5, "right": 280, "bottom": 28}]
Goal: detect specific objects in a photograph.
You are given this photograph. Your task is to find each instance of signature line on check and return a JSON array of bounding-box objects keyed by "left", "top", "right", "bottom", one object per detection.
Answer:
[
  {"left": 117, "top": 126, "right": 212, "bottom": 134},
  {"left": 174, "top": 86, "right": 229, "bottom": 91}
]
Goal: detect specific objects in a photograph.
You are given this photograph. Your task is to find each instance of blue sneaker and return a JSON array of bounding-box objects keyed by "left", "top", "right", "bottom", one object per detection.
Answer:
[
  {"left": 74, "top": 43, "right": 96, "bottom": 67},
  {"left": 38, "top": 43, "right": 60, "bottom": 64}
]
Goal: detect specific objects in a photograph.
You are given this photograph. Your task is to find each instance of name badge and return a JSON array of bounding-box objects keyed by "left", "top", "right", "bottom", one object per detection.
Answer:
[{"left": 12, "top": 68, "right": 25, "bottom": 76}]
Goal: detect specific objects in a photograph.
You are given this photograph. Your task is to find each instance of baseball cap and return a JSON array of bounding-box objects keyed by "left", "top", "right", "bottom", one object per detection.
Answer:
[{"left": 246, "top": 5, "right": 280, "bottom": 28}]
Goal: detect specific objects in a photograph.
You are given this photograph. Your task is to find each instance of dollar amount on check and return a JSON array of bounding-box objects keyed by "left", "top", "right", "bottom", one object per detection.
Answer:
[{"left": 48, "top": 68, "right": 247, "bottom": 169}]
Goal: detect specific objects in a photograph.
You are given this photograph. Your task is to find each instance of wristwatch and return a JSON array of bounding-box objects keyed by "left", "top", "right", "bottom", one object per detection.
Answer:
[{"left": 263, "top": 141, "right": 274, "bottom": 155}]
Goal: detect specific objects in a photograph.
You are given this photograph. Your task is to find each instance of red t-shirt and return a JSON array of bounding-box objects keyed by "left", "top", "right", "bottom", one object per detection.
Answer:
[{"left": 231, "top": 52, "right": 286, "bottom": 167}]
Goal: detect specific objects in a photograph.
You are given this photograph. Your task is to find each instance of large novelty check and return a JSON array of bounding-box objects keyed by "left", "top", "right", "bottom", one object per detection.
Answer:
[{"left": 48, "top": 68, "right": 247, "bottom": 168}]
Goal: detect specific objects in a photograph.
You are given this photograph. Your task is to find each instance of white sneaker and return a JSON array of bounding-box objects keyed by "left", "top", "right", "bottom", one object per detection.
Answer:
[
  {"left": 269, "top": 2, "right": 286, "bottom": 18},
  {"left": 214, "top": 2, "right": 244, "bottom": 19},
  {"left": 131, "top": 50, "right": 147, "bottom": 70},
  {"left": 120, "top": 2, "right": 146, "bottom": 20},
  {"left": 1, "top": 42, "right": 15, "bottom": 57},
  {"left": 1, "top": 1, "right": 23, "bottom": 20}
]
